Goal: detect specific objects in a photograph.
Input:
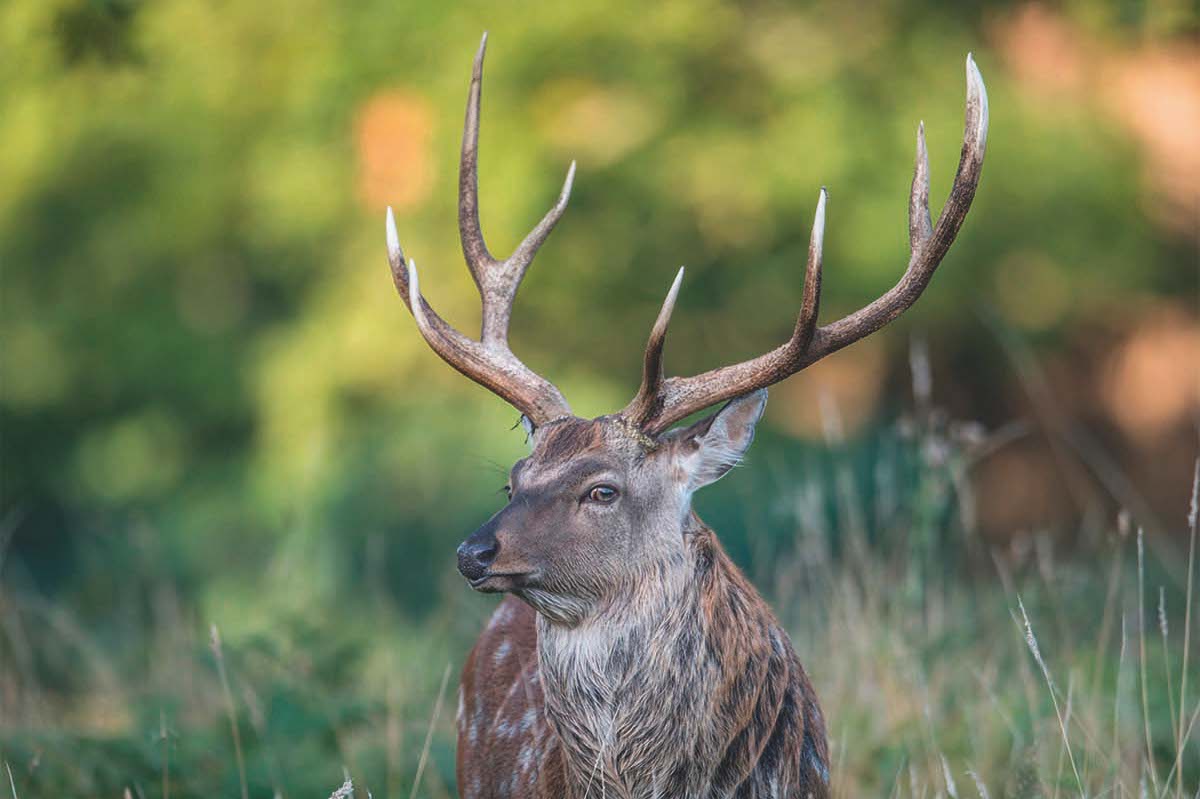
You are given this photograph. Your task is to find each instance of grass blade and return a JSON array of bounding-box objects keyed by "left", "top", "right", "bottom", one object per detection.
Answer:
[
  {"left": 1017, "top": 596, "right": 1085, "bottom": 797},
  {"left": 1175, "top": 459, "right": 1198, "bottom": 798},
  {"left": 210, "top": 624, "right": 249, "bottom": 799},
  {"left": 1138, "top": 531, "right": 1162, "bottom": 796},
  {"left": 409, "top": 663, "right": 452, "bottom": 799}
]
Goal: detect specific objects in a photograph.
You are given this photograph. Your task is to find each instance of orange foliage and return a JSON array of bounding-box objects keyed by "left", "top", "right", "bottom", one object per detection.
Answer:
[{"left": 355, "top": 90, "right": 434, "bottom": 210}]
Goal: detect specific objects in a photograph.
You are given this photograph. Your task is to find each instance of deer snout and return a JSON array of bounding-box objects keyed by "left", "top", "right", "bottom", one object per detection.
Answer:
[{"left": 457, "top": 526, "right": 499, "bottom": 583}]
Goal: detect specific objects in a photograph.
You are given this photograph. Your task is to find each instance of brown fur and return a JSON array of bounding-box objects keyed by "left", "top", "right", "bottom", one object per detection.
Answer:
[
  {"left": 534, "top": 417, "right": 608, "bottom": 461},
  {"left": 456, "top": 597, "right": 568, "bottom": 797},
  {"left": 456, "top": 512, "right": 829, "bottom": 798}
]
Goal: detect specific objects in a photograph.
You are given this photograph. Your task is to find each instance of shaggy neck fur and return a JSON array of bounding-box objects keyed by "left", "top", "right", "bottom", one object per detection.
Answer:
[{"left": 535, "top": 514, "right": 828, "bottom": 798}]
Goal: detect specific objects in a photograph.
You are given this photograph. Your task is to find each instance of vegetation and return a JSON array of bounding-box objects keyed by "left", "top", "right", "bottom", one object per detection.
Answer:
[
  {"left": 1, "top": 0, "right": 1196, "bottom": 796},
  {"left": 2, "top": 395, "right": 1197, "bottom": 796}
]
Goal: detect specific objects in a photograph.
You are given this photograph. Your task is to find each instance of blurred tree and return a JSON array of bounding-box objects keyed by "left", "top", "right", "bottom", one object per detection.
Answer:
[{"left": 0, "top": 0, "right": 1194, "bottom": 619}]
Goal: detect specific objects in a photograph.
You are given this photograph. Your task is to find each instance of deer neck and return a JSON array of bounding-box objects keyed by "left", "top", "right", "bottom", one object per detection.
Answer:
[{"left": 535, "top": 516, "right": 787, "bottom": 798}]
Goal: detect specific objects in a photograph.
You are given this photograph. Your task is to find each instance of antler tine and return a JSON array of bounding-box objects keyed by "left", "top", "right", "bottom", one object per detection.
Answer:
[
  {"left": 908, "top": 122, "right": 933, "bottom": 250},
  {"left": 510, "top": 160, "right": 576, "bottom": 273},
  {"left": 626, "top": 56, "right": 988, "bottom": 435},
  {"left": 456, "top": 32, "right": 576, "bottom": 348},
  {"left": 388, "top": 216, "right": 572, "bottom": 425},
  {"left": 625, "top": 267, "right": 686, "bottom": 423},
  {"left": 795, "top": 187, "right": 826, "bottom": 350},
  {"left": 459, "top": 32, "right": 495, "bottom": 276},
  {"left": 623, "top": 192, "right": 827, "bottom": 432},
  {"left": 386, "top": 36, "right": 575, "bottom": 427},
  {"left": 478, "top": 159, "right": 575, "bottom": 347},
  {"left": 816, "top": 53, "right": 987, "bottom": 354}
]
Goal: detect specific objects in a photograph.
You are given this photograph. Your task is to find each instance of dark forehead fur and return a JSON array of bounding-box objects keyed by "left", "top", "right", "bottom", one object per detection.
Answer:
[{"left": 530, "top": 415, "right": 654, "bottom": 464}]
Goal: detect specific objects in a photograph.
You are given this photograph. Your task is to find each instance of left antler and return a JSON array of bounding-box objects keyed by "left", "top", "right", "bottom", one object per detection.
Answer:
[
  {"left": 623, "top": 54, "right": 989, "bottom": 435},
  {"left": 386, "top": 33, "right": 574, "bottom": 427}
]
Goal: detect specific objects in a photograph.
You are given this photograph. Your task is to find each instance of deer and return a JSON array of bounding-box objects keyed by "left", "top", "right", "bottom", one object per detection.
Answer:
[{"left": 383, "top": 33, "right": 987, "bottom": 799}]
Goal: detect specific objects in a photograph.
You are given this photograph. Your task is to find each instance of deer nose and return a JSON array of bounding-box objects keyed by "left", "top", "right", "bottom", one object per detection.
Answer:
[{"left": 457, "top": 529, "right": 499, "bottom": 582}]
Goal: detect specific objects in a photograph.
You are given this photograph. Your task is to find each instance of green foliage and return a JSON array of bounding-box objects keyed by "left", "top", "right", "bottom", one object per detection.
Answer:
[
  {"left": 2, "top": 0, "right": 1193, "bottom": 613},
  {"left": 1, "top": 0, "right": 1197, "bottom": 795}
]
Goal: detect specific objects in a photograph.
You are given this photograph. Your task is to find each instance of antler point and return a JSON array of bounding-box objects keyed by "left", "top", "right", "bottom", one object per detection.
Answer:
[
  {"left": 669, "top": 266, "right": 685, "bottom": 297},
  {"left": 809, "top": 194, "right": 826, "bottom": 263},
  {"left": 966, "top": 53, "right": 985, "bottom": 98},
  {"left": 406, "top": 258, "right": 431, "bottom": 328},
  {"left": 561, "top": 161, "right": 577, "bottom": 200},
  {"left": 385, "top": 207, "right": 401, "bottom": 257},
  {"left": 472, "top": 33, "right": 488, "bottom": 77},
  {"left": 964, "top": 54, "right": 989, "bottom": 149}
]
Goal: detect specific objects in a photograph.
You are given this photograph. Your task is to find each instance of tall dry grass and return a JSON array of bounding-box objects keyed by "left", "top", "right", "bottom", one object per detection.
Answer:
[{"left": 763, "top": 356, "right": 1199, "bottom": 798}]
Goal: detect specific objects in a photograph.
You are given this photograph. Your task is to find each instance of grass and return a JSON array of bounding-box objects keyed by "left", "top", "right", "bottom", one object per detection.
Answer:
[
  {"left": 784, "top": 517, "right": 1195, "bottom": 798},
  {"left": 1, "top": 398, "right": 1196, "bottom": 797}
]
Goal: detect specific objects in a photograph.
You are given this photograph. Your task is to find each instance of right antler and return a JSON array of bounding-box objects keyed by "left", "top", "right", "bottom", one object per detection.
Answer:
[
  {"left": 386, "top": 33, "right": 574, "bottom": 427},
  {"left": 623, "top": 55, "right": 989, "bottom": 435}
]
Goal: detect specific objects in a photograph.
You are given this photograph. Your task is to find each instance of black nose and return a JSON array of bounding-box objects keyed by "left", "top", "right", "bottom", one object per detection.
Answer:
[{"left": 457, "top": 528, "right": 498, "bottom": 582}]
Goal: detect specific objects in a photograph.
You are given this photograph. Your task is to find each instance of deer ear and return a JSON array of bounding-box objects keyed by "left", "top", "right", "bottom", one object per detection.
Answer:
[{"left": 667, "top": 389, "right": 767, "bottom": 490}]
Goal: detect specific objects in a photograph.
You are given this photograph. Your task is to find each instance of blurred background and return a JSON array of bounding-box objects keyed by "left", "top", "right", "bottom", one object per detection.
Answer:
[{"left": 1, "top": 0, "right": 1197, "bottom": 796}]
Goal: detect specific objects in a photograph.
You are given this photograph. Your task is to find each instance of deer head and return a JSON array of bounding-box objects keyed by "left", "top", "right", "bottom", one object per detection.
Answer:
[{"left": 385, "top": 34, "right": 988, "bottom": 627}]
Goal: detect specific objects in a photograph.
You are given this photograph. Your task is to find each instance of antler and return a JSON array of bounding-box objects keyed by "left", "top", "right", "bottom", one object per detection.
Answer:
[
  {"left": 624, "top": 54, "right": 989, "bottom": 435},
  {"left": 386, "top": 33, "right": 574, "bottom": 427}
]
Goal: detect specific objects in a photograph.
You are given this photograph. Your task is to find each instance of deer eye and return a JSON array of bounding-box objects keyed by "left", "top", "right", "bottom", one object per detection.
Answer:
[{"left": 586, "top": 484, "right": 619, "bottom": 504}]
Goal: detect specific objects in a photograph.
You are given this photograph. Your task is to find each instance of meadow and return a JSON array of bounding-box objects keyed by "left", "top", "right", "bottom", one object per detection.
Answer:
[{"left": 3, "top": 381, "right": 1197, "bottom": 797}]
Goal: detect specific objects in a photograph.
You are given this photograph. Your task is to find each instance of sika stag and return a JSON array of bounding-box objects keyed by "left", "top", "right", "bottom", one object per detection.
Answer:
[{"left": 384, "top": 34, "right": 988, "bottom": 799}]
